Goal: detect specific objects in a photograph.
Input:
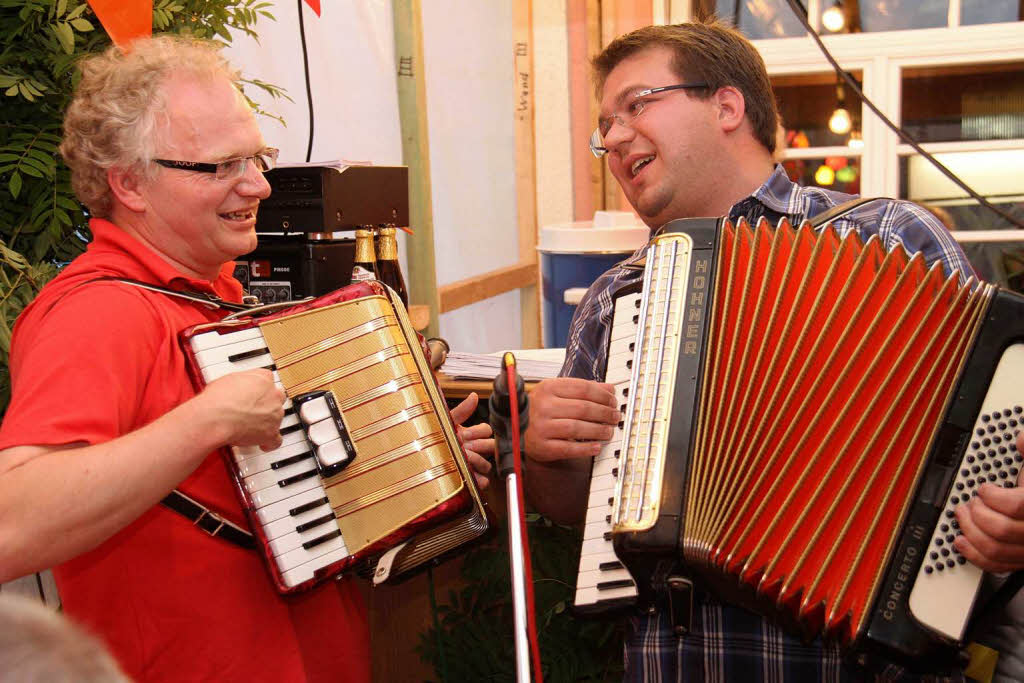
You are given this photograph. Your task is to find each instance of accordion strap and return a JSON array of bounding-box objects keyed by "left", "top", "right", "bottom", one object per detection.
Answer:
[
  {"left": 77, "top": 278, "right": 260, "bottom": 549},
  {"left": 808, "top": 196, "right": 890, "bottom": 228},
  {"left": 161, "top": 489, "right": 256, "bottom": 550},
  {"left": 86, "top": 277, "right": 260, "bottom": 312}
]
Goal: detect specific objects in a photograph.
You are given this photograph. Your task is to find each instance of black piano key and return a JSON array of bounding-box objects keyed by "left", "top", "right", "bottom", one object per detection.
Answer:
[
  {"left": 295, "top": 512, "right": 337, "bottom": 533},
  {"left": 281, "top": 422, "right": 304, "bottom": 436},
  {"left": 603, "top": 531, "right": 612, "bottom": 541},
  {"left": 301, "top": 528, "right": 342, "bottom": 550},
  {"left": 227, "top": 347, "right": 271, "bottom": 362},
  {"left": 278, "top": 468, "right": 319, "bottom": 487},
  {"left": 597, "top": 578, "right": 635, "bottom": 590},
  {"left": 598, "top": 560, "right": 623, "bottom": 571},
  {"left": 289, "top": 497, "right": 330, "bottom": 517},
  {"left": 271, "top": 451, "right": 315, "bottom": 470}
]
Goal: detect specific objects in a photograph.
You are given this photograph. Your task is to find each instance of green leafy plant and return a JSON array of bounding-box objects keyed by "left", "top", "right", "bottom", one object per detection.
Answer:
[
  {"left": 418, "top": 513, "right": 625, "bottom": 682},
  {"left": 0, "top": 0, "right": 284, "bottom": 411}
]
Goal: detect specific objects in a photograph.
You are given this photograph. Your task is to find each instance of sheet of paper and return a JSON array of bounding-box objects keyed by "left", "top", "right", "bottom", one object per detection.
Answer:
[{"left": 441, "top": 349, "right": 566, "bottom": 382}]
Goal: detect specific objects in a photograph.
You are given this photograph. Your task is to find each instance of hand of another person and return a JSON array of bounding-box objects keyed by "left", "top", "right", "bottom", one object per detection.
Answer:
[
  {"left": 954, "top": 430, "right": 1024, "bottom": 573},
  {"left": 199, "top": 369, "right": 286, "bottom": 452},
  {"left": 523, "top": 377, "right": 620, "bottom": 463},
  {"left": 450, "top": 392, "right": 493, "bottom": 490}
]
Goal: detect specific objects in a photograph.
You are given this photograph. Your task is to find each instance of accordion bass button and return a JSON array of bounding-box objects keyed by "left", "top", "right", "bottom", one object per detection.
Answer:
[
  {"left": 316, "top": 440, "right": 349, "bottom": 468},
  {"left": 299, "top": 396, "right": 333, "bottom": 424}
]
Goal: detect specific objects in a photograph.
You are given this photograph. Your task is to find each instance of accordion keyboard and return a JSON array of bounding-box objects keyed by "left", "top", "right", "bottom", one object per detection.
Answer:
[
  {"left": 574, "top": 292, "right": 641, "bottom": 611},
  {"left": 190, "top": 326, "right": 350, "bottom": 588},
  {"left": 909, "top": 342, "right": 1024, "bottom": 640}
]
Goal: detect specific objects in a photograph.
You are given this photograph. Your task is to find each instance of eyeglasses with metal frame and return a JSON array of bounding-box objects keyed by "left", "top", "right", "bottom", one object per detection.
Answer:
[
  {"left": 589, "top": 83, "right": 708, "bottom": 158},
  {"left": 153, "top": 147, "right": 280, "bottom": 180}
]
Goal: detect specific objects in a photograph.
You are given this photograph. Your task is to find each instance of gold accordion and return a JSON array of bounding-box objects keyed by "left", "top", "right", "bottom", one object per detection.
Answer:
[{"left": 182, "top": 280, "right": 488, "bottom": 593}]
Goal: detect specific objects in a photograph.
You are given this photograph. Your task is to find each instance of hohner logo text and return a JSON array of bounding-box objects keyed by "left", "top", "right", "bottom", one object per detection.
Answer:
[{"left": 683, "top": 257, "right": 710, "bottom": 355}]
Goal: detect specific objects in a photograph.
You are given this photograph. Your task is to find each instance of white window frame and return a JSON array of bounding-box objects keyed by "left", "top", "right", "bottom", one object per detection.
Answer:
[{"left": 755, "top": 21, "right": 1024, "bottom": 201}]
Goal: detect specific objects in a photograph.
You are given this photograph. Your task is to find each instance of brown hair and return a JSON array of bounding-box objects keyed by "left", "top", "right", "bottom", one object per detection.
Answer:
[
  {"left": 60, "top": 34, "right": 241, "bottom": 218},
  {"left": 592, "top": 19, "right": 778, "bottom": 153}
]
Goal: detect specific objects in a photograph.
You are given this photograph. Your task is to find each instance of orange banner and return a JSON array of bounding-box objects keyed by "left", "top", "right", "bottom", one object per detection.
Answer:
[
  {"left": 303, "top": 0, "right": 321, "bottom": 16},
  {"left": 87, "top": 0, "right": 152, "bottom": 47}
]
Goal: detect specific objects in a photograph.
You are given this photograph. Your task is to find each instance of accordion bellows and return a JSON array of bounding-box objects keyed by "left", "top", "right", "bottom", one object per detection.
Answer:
[{"left": 597, "top": 216, "right": 1023, "bottom": 670}]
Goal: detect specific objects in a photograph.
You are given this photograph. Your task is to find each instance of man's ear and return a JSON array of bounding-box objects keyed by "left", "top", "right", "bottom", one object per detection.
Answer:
[
  {"left": 107, "top": 166, "right": 147, "bottom": 213},
  {"left": 714, "top": 86, "right": 746, "bottom": 134}
]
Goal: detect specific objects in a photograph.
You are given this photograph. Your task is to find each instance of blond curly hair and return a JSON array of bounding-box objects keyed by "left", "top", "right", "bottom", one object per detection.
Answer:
[{"left": 60, "top": 35, "right": 241, "bottom": 218}]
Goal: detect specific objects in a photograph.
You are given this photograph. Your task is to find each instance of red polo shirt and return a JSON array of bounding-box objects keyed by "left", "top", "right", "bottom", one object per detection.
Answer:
[{"left": 0, "top": 219, "right": 370, "bottom": 682}]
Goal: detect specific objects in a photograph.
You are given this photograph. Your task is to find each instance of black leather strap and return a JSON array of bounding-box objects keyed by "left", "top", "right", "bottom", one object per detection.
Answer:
[
  {"left": 161, "top": 489, "right": 256, "bottom": 550},
  {"left": 808, "top": 196, "right": 890, "bottom": 228},
  {"left": 86, "top": 277, "right": 260, "bottom": 312}
]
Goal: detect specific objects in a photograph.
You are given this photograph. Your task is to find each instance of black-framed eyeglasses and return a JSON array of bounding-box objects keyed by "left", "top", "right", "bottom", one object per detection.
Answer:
[
  {"left": 153, "top": 147, "right": 280, "bottom": 180},
  {"left": 590, "top": 83, "right": 708, "bottom": 158}
]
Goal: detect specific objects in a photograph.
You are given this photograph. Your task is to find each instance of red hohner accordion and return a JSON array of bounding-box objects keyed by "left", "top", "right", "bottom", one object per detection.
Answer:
[
  {"left": 575, "top": 216, "right": 1023, "bottom": 670},
  {"left": 181, "top": 280, "right": 488, "bottom": 593}
]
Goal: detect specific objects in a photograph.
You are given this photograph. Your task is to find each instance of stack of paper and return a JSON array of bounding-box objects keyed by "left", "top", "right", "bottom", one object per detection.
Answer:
[{"left": 441, "top": 348, "right": 566, "bottom": 382}]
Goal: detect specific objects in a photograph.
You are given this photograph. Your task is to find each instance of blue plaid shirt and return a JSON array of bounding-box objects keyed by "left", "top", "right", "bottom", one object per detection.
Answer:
[{"left": 560, "top": 167, "right": 975, "bottom": 682}]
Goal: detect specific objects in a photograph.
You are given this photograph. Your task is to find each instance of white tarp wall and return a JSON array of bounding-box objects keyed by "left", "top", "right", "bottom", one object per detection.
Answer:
[{"left": 225, "top": 0, "right": 522, "bottom": 354}]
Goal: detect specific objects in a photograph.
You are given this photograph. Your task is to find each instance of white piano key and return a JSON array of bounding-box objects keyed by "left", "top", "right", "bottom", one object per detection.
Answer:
[
  {"left": 232, "top": 427, "right": 309, "bottom": 465},
  {"left": 262, "top": 499, "right": 335, "bottom": 541},
  {"left": 592, "top": 450, "right": 622, "bottom": 479},
  {"left": 201, "top": 353, "right": 276, "bottom": 380},
  {"left": 583, "top": 519, "right": 613, "bottom": 542},
  {"left": 281, "top": 546, "right": 350, "bottom": 588},
  {"left": 268, "top": 519, "right": 344, "bottom": 557},
  {"left": 587, "top": 479, "right": 616, "bottom": 509},
  {"left": 577, "top": 553, "right": 627, "bottom": 575},
  {"left": 255, "top": 486, "right": 330, "bottom": 526},
  {"left": 189, "top": 326, "right": 264, "bottom": 353},
  {"left": 575, "top": 566, "right": 635, "bottom": 590},
  {"left": 193, "top": 335, "right": 270, "bottom": 369},
  {"left": 574, "top": 582, "right": 639, "bottom": 607},
  {"left": 275, "top": 531, "right": 348, "bottom": 572},
  {"left": 580, "top": 534, "right": 616, "bottom": 559},
  {"left": 248, "top": 471, "right": 322, "bottom": 508},
  {"left": 244, "top": 458, "right": 319, "bottom": 495},
  {"left": 234, "top": 439, "right": 314, "bottom": 478}
]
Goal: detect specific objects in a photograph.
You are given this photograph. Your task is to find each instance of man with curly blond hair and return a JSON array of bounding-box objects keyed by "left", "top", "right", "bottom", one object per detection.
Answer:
[{"left": 0, "top": 36, "right": 371, "bottom": 682}]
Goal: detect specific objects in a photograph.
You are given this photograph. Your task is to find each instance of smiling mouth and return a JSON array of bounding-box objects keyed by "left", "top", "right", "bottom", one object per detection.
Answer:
[
  {"left": 631, "top": 155, "right": 654, "bottom": 177},
  {"left": 220, "top": 209, "right": 256, "bottom": 221}
]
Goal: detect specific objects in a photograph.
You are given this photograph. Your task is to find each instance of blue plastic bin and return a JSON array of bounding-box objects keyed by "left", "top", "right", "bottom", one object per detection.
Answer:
[{"left": 538, "top": 212, "right": 649, "bottom": 349}]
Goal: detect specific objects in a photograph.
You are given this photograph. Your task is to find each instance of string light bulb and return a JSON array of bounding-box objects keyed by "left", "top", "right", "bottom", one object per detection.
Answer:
[
  {"left": 847, "top": 130, "right": 864, "bottom": 148},
  {"left": 822, "top": 3, "right": 846, "bottom": 32},
  {"left": 829, "top": 107, "right": 852, "bottom": 135},
  {"left": 815, "top": 164, "right": 836, "bottom": 186},
  {"left": 829, "top": 78, "right": 852, "bottom": 135}
]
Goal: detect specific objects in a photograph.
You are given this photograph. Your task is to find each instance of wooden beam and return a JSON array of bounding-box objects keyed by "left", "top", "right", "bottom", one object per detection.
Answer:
[
  {"left": 514, "top": 0, "right": 541, "bottom": 347},
  {"left": 568, "top": 0, "right": 604, "bottom": 222},
  {"left": 438, "top": 262, "right": 538, "bottom": 314},
  {"left": 393, "top": 0, "right": 440, "bottom": 338}
]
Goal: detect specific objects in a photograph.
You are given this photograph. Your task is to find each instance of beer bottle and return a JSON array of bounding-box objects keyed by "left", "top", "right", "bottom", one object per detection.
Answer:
[
  {"left": 375, "top": 225, "right": 409, "bottom": 308},
  {"left": 351, "top": 228, "right": 377, "bottom": 283}
]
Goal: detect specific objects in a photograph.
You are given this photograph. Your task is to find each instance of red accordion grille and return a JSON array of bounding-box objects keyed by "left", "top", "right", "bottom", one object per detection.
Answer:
[{"left": 681, "top": 217, "right": 988, "bottom": 646}]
